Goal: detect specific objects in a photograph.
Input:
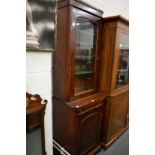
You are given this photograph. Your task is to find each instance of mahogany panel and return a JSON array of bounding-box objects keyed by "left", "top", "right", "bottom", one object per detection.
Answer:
[
  {"left": 78, "top": 111, "right": 103, "bottom": 154},
  {"left": 99, "top": 27, "right": 117, "bottom": 94},
  {"left": 53, "top": 98, "right": 78, "bottom": 154},
  {"left": 101, "top": 90, "right": 129, "bottom": 148},
  {"left": 53, "top": 6, "right": 70, "bottom": 101}
]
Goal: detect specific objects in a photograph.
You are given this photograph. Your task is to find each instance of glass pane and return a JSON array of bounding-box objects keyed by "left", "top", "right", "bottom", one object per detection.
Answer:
[
  {"left": 116, "top": 33, "right": 129, "bottom": 88},
  {"left": 74, "top": 18, "right": 96, "bottom": 95}
]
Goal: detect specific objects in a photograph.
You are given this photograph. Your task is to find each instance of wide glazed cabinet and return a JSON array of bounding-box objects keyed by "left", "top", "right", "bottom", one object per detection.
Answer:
[
  {"left": 53, "top": 0, "right": 105, "bottom": 155},
  {"left": 99, "top": 16, "right": 129, "bottom": 148}
]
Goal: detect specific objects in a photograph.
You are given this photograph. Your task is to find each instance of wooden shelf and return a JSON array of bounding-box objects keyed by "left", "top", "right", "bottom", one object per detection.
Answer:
[
  {"left": 76, "top": 55, "right": 94, "bottom": 60},
  {"left": 76, "top": 30, "right": 94, "bottom": 36},
  {"left": 75, "top": 70, "right": 93, "bottom": 75},
  {"left": 76, "top": 42, "right": 94, "bottom": 46},
  {"left": 27, "top": 47, "right": 55, "bottom": 52}
]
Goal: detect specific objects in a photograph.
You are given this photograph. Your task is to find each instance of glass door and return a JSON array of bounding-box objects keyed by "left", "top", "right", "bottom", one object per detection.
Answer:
[
  {"left": 116, "top": 33, "right": 129, "bottom": 88},
  {"left": 74, "top": 18, "right": 97, "bottom": 95}
]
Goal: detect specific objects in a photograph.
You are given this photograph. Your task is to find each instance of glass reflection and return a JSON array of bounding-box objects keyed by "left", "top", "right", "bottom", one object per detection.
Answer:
[
  {"left": 26, "top": 0, "right": 56, "bottom": 50},
  {"left": 74, "top": 18, "right": 96, "bottom": 95},
  {"left": 116, "top": 33, "right": 129, "bottom": 88}
]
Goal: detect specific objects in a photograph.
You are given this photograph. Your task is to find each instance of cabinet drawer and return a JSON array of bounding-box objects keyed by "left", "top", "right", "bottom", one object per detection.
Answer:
[{"left": 78, "top": 102, "right": 104, "bottom": 115}]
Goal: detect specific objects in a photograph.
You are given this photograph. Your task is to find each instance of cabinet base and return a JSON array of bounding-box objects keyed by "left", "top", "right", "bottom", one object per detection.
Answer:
[
  {"left": 84, "top": 145, "right": 101, "bottom": 155},
  {"left": 53, "top": 144, "right": 101, "bottom": 155},
  {"left": 101, "top": 126, "right": 128, "bottom": 149}
]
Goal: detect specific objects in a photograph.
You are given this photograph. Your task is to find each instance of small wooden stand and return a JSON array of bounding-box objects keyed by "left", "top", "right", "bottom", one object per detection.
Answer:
[{"left": 26, "top": 92, "right": 47, "bottom": 155}]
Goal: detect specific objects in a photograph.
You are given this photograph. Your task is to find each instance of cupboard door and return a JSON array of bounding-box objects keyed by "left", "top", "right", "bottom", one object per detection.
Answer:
[
  {"left": 77, "top": 103, "right": 103, "bottom": 154},
  {"left": 107, "top": 92, "right": 129, "bottom": 141}
]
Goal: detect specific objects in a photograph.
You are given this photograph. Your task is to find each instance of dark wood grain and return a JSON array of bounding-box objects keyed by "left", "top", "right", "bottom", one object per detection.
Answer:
[
  {"left": 99, "top": 16, "right": 129, "bottom": 149},
  {"left": 53, "top": 95, "right": 105, "bottom": 155}
]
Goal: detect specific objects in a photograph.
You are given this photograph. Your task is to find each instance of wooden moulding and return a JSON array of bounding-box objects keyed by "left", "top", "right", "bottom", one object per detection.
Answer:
[
  {"left": 103, "top": 15, "right": 129, "bottom": 26},
  {"left": 58, "top": 0, "right": 103, "bottom": 18},
  {"left": 103, "top": 15, "right": 129, "bottom": 32},
  {"left": 26, "top": 92, "right": 47, "bottom": 111},
  {"left": 26, "top": 47, "right": 55, "bottom": 52},
  {"left": 66, "top": 92, "right": 106, "bottom": 112}
]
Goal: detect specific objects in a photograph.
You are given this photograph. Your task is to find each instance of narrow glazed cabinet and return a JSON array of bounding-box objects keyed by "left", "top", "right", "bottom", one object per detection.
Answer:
[
  {"left": 99, "top": 16, "right": 129, "bottom": 148},
  {"left": 53, "top": 0, "right": 103, "bottom": 102},
  {"left": 53, "top": 0, "right": 105, "bottom": 154}
]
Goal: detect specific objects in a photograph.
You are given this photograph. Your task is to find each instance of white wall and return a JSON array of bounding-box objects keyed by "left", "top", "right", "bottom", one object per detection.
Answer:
[
  {"left": 26, "top": 52, "right": 53, "bottom": 155},
  {"left": 26, "top": 1, "right": 128, "bottom": 155},
  {"left": 85, "top": 0, "right": 129, "bottom": 19}
]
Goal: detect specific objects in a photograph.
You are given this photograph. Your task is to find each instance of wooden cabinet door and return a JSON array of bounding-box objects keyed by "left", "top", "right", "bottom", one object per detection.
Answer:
[
  {"left": 101, "top": 91, "right": 129, "bottom": 147},
  {"left": 106, "top": 91, "right": 129, "bottom": 141},
  {"left": 69, "top": 6, "right": 102, "bottom": 100},
  {"left": 77, "top": 103, "right": 103, "bottom": 155},
  {"left": 112, "top": 30, "right": 129, "bottom": 94}
]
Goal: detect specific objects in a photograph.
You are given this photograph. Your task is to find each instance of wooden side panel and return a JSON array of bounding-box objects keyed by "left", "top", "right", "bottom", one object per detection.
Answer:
[
  {"left": 53, "top": 98, "right": 78, "bottom": 154},
  {"left": 99, "top": 26, "right": 117, "bottom": 94},
  {"left": 101, "top": 91, "right": 129, "bottom": 145},
  {"left": 53, "top": 7, "right": 69, "bottom": 100}
]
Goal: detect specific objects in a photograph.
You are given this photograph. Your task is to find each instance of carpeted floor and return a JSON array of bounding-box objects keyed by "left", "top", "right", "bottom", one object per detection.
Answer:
[
  {"left": 96, "top": 130, "right": 129, "bottom": 155},
  {"left": 27, "top": 129, "right": 129, "bottom": 155},
  {"left": 26, "top": 128, "right": 42, "bottom": 155}
]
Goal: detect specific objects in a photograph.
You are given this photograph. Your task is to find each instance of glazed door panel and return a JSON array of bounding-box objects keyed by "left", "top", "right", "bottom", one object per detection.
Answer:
[
  {"left": 70, "top": 7, "right": 102, "bottom": 100},
  {"left": 115, "top": 33, "right": 129, "bottom": 88},
  {"left": 111, "top": 29, "right": 129, "bottom": 93},
  {"left": 74, "top": 18, "right": 97, "bottom": 95}
]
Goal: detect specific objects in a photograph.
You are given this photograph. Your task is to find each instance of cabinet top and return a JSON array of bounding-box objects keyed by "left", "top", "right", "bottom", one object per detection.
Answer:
[
  {"left": 58, "top": 0, "right": 103, "bottom": 18},
  {"left": 103, "top": 15, "right": 129, "bottom": 26}
]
